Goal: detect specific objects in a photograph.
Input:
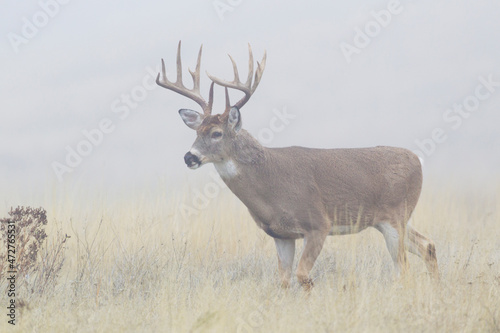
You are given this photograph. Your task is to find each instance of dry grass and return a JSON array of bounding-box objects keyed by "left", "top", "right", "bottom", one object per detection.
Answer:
[{"left": 1, "top": 183, "right": 499, "bottom": 332}]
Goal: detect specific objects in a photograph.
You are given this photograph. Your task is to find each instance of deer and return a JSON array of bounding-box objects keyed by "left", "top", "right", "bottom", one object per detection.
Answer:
[{"left": 156, "top": 41, "right": 439, "bottom": 290}]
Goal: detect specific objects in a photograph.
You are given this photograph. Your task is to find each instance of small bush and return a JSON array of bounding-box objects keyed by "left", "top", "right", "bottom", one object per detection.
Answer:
[{"left": 0, "top": 207, "right": 68, "bottom": 295}]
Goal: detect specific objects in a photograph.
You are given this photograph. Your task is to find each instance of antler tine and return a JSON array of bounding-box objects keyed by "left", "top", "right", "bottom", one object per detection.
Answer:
[
  {"left": 246, "top": 43, "right": 254, "bottom": 87},
  {"left": 224, "top": 87, "right": 231, "bottom": 112},
  {"left": 228, "top": 55, "right": 240, "bottom": 84},
  {"left": 208, "top": 81, "right": 214, "bottom": 112},
  {"left": 161, "top": 58, "right": 167, "bottom": 83},
  {"left": 252, "top": 51, "right": 267, "bottom": 92},
  {"left": 176, "top": 41, "right": 183, "bottom": 84},
  {"left": 188, "top": 44, "right": 202, "bottom": 93},
  {"left": 207, "top": 44, "right": 266, "bottom": 113},
  {"left": 156, "top": 41, "right": 212, "bottom": 115}
]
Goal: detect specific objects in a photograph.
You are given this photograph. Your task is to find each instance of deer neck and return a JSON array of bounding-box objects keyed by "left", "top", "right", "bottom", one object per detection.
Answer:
[{"left": 214, "top": 129, "right": 266, "bottom": 182}]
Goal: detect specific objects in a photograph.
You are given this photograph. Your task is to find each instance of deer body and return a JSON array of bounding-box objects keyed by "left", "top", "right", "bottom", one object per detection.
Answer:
[
  {"left": 216, "top": 133, "right": 422, "bottom": 240},
  {"left": 157, "top": 42, "right": 439, "bottom": 290}
]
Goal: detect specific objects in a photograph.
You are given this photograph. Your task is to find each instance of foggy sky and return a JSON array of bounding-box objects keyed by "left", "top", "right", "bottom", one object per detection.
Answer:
[{"left": 1, "top": 0, "right": 499, "bottom": 209}]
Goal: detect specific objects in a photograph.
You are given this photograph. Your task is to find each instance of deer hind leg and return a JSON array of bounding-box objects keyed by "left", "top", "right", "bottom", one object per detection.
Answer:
[
  {"left": 274, "top": 238, "right": 296, "bottom": 288},
  {"left": 375, "top": 222, "right": 408, "bottom": 277},
  {"left": 406, "top": 224, "right": 439, "bottom": 280},
  {"left": 296, "top": 230, "right": 328, "bottom": 291}
]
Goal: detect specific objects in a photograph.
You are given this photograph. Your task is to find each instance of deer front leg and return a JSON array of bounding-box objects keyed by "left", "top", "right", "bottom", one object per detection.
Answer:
[
  {"left": 274, "top": 238, "right": 296, "bottom": 288},
  {"left": 296, "top": 230, "right": 328, "bottom": 291}
]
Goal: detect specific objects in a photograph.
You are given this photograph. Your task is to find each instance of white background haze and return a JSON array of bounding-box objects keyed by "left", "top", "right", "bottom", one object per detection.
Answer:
[{"left": 1, "top": 0, "right": 499, "bottom": 210}]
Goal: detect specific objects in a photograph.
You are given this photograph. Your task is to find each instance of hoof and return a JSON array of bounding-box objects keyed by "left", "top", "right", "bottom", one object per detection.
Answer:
[{"left": 299, "top": 278, "right": 314, "bottom": 292}]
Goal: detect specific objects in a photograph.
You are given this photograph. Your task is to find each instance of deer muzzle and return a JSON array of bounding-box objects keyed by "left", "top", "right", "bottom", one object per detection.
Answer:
[{"left": 184, "top": 151, "right": 201, "bottom": 169}]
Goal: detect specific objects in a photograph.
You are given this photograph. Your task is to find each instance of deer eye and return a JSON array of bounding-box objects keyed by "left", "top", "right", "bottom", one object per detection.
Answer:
[{"left": 211, "top": 131, "right": 222, "bottom": 139}]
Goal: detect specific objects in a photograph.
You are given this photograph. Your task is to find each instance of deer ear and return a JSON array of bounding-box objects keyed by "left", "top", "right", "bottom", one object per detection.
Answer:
[
  {"left": 179, "top": 109, "right": 203, "bottom": 130},
  {"left": 228, "top": 107, "right": 242, "bottom": 133}
]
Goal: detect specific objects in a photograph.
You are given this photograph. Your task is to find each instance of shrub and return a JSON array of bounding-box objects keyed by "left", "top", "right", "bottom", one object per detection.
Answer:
[{"left": 0, "top": 207, "right": 68, "bottom": 295}]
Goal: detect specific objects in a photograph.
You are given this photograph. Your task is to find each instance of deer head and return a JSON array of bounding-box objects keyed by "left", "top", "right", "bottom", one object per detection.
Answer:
[{"left": 156, "top": 41, "right": 266, "bottom": 169}]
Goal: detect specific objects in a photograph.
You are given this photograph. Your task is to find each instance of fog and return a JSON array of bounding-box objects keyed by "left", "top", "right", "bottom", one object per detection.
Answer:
[{"left": 1, "top": 0, "right": 499, "bottom": 209}]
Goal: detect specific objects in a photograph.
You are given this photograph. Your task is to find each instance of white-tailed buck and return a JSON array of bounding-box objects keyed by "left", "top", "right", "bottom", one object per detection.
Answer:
[{"left": 157, "top": 42, "right": 439, "bottom": 290}]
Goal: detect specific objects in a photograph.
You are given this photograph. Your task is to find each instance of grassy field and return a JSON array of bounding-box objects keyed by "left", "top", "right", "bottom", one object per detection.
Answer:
[{"left": 1, "top": 182, "right": 499, "bottom": 332}]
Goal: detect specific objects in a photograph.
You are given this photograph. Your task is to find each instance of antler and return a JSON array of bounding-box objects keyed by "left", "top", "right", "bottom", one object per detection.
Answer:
[
  {"left": 207, "top": 44, "right": 266, "bottom": 114},
  {"left": 156, "top": 41, "right": 214, "bottom": 116}
]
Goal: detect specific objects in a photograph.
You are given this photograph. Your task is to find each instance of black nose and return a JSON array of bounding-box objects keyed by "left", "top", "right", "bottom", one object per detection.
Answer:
[{"left": 184, "top": 152, "right": 200, "bottom": 167}]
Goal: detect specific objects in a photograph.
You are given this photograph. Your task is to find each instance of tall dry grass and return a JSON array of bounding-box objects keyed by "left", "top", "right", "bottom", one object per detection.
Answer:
[{"left": 1, "top": 183, "right": 499, "bottom": 332}]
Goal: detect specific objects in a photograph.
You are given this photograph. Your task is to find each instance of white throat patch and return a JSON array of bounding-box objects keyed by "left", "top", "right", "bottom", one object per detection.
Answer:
[{"left": 214, "top": 159, "right": 239, "bottom": 180}]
